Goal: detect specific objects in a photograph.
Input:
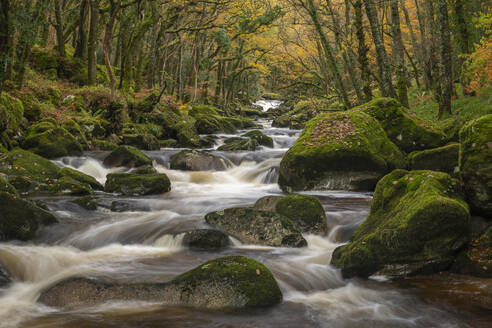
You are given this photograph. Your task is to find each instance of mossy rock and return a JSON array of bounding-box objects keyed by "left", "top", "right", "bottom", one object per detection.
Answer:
[
  {"left": 170, "top": 150, "right": 231, "bottom": 171},
  {"left": 279, "top": 111, "right": 406, "bottom": 192},
  {"left": 331, "top": 170, "right": 471, "bottom": 278},
  {"left": 0, "top": 178, "right": 18, "bottom": 196},
  {"left": 205, "top": 207, "right": 307, "bottom": 247},
  {"left": 194, "top": 115, "right": 237, "bottom": 134},
  {"left": 104, "top": 172, "right": 171, "bottom": 196},
  {"left": 49, "top": 176, "right": 93, "bottom": 196},
  {"left": 272, "top": 115, "right": 290, "bottom": 128},
  {"left": 38, "top": 256, "right": 282, "bottom": 311},
  {"left": 176, "top": 120, "right": 202, "bottom": 148},
  {"left": 459, "top": 114, "right": 492, "bottom": 217},
  {"left": 275, "top": 194, "right": 328, "bottom": 234},
  {"left": 92, "top": 139, "right": 118, "bottom": 151},
  {"left": 0, "top": 149, "right": 60, "bottom": 194},
  {"left": 73, "top": 117, "right": 110, "bottom": 139},
  {"left": 62, "top": 120, "right": 88, "bottom": 147},
  {"left": 0, "top": 192, "right": 57, "bottom": 241},
  {"left": 189, "top": 105, "right": 221, "bottom": 117},
  {"left": 159, "top": 139, "right": 177, "bottom": 148},
  {"left": 122, "top": 134, "right": 160, "bottom": 151},
  {"left": 122, "top": 123, "right": 164, "bottom": 139},
  {"left": 71, "top": 195, "right": 98, "bottom": 211},
  {"left": 182, "top": 229, "right": 231, "bottom": 250},
  {"left": 242, "top": 130, "right": 273, "bottom": 148},
  {"left": 131, "top": 165, "right": 157, "bottom": 175},
  {"left": 357, "top": 98, "right": 447, "bottom": 153},
  {"left": 103, "top": 146, "right": 152, "bottom": 168},
  {"left": 16, "top": 93, "right": 42, "bottom": 122},
  {"left": 452, "top": 226, "right": 492, "bottom": 278},
  {"left": 0, "top": 93, "right": 24, "bottom": 134},
  {"left": 59, "top": 167, "right": 103, "bottom": 191},
  {"left": 217, "top": 138, "right": 259, "bottom": 151},
  {"left": 22, "top": 127, "right": 83, "bottom": 159},
  {"left": 409, "top": 143, "right": 460, "bottom": 176}
]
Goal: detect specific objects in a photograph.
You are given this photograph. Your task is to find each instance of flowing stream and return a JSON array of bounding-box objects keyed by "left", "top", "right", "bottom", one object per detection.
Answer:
[{"left": 0, "top": 101, "right": 488, "bottom": 328}]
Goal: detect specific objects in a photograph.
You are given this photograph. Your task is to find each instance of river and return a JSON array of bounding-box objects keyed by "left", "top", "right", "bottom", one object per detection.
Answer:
[{"left": 0, "top": 100, "right": 489, "bottom": 328}]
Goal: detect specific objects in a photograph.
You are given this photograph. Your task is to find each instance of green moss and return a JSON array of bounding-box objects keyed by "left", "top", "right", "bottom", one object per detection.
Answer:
[
  {"left": 159, "top": 139, "right": 177, "bottom": 148},
  {"left": 194, "top": 115, "right": 237, "bottom": 134},
  {"left": 103, "top": 145, "right": 152, "bottom": 168},
  {"left": 71, "top": 195, "right": 98, "bottom": 211},
  {"left": 331, "top": 170, "right": 470, "bottom": 278},
  {"left": 172, "top": 256, "right": 282, "bottom": 308},
  {"left": 62, "top": 120, "right": 88, "bottom": 146},
  {"left": 92, "top": 139, "right": 118, "bottom": 151},
  {"left": 453, "top": 227, "right": 492, "bottom": 278},
  {"left": 279, "top": 110, "right": 406, "bottom": 192},
  {"left": 122, "top": 134, "right": 160, "bottom": 150},
  {"left": 104, "top": 172, "right": 171, "bottom": 196},
  {"left": 218, "top": 138, "right": 258, "bottom": 151},
  {"left": 59, "top": 167, "right": 103, "bottom": 191},
  {"left": 189, "top": 105, "right": 220, "bottom": 117},
  {"left": 242, "top": 130, "right": 273, "bottom": 148},
  {"left": 459, "top": 114, "right": 492, "bottom": 216},
  {"left": 275, "top": 194, "right": 328, "bottom": 234},
  {"left": 49, "top": 176, "right": 93, "bottom": 196},
  {"left": 357, "top": 97, "right": 447, "bottom": 153},
  {"left": 0, "top": 92, "right": 24, "bottom": 133},
  {"left": 409, "top": 143, "right": 460, "bottom": 176},
  {"left": 73, "top": 116, "right": 110, "bottom": 139},
  {"left": 0, "top": 178, "right": 18, "bottom": 196},
  {"left": 22, "top": 127, "right": 83, "bottom": 159},
  {"left": 176, "top": 119, "right": 202, "bottom": 148},
  {"left": 122, "top": 123, "right": 164, "bottom": 139}
]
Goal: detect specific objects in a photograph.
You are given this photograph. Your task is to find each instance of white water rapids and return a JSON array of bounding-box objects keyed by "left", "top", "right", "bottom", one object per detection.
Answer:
[{"left": 0, "top": 101, "right": 477, "bottom": 328}]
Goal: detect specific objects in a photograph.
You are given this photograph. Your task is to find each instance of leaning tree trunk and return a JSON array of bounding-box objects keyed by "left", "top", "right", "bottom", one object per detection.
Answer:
[
  {"left": 390, "top": 0, "right": 409, "bottom": 107},
  {"left": 437, "top": 0, "right": 453, "bottom": 117},
  {"left": 363, "top": 0, "right": 396, "bottom": 98},
  {"left": 88, "top": 0, "right": 99, "bottom": 86}
]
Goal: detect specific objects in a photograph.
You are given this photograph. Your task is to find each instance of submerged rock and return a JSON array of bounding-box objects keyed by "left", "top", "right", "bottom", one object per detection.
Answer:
[
  {"left": 357, "top": 98, "right": 447, "bottom": 152},
  {"left": 279, "top": 111, "right": 406, "bottom": 192},
  {"left": 331, "top": 170, "right": 470, "bottom": 278},
  {"left": 205, "top": 207, "right": 307, "bottom": 247},
  {"left": 409, "top": 143, "right": 459, "bottom": 176},
  {"left": 38, "top": 256, "right": 282, "bottom": 311},
  {"left": 104, "top": 172, "right": 171, "bottom": 196},
  {"left": 459, "top": 114, "right": 492, "bottom": 217},
  {"left": 182, "top": 229, "right": 231, "bottom": 250},
  {"left": 71, "top": 195, "right": 98, "bottom": 211},
  {"left": 103, "top": 145, "right": 152, "bottom": 168},
  {"left": 0, "top": 191, "right": 57, "bottom": 241},
  {"left": 242, "top": 130, "right": 274, "bottom": 148},
  {"left": 170, "top": 150, "right": 232, "bottom": 171}
]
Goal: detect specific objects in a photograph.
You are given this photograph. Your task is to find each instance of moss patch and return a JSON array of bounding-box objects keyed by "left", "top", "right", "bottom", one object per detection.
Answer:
[
  {"left": 103, "top": 146, "right": 152, "bottom": 168},
  {"left": 409, "top": 143, "right": 460, "bottom": 176},
  {"left": 275, "top": 194, "right": 328, "bottom": 234},
  {"left": 22, "top": 126, "right": 83, "bottom": 159},
  {"left": 104, "top": 172, "right": 171, "bottom": 196}
]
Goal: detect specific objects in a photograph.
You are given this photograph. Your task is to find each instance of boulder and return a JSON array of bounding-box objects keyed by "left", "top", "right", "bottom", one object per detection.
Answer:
[
  {"left": 242, "top": 130, "right": 274, "bottom": 148},
  {"left": 122, "top": 134, "right": 160, "bottom": 151},
  {"left": 104, "top": 172, "right": 171, "bottom": 196},
  {"left": 0, "top": 191, "right": 57, "bottom": 241},
  {"left": 49, "top": 176, "right": 93, "bottom": 196},
  {"left": 408, "top": 143, "right": 459, "bottom": 176},
  {"left": 331, "top": 170, "right": 470, "bottom": 278},
  {"left": 0, "top": 264, "right": 10, "bottom": 288},
  {"left": 279, "top": 111, "right": 406, "bottom": 192},
  {"left": 194, "top": 115, "right": 237, "bottom": 134},
  {"left": 459, "top": 114, "right": 492, "bottom": 217},
  {"left": 61, "top": 120, "right": 88, "bottom": 147},
  {"left": 170, "top": 150, "right": 232, "bottom": 171},
  {"left": 217, "top": 138, "right": 259, "bottom": 151},
  {"left": 0, "top": 92, "right": 24, "bottom": 134},
  {"left": 357, "top": 98, "right": 447, "bottom": 152},
  {"left": 22, "top": 123, "right": 83, "bottom": 159},
  {"left": 93, "top": 139, "right": 118, "bottom": 151},
  {"left": 38, "top": 256, "right": 282, "bottom": 311},
  {"left": 253, "top": 196, "right": 282, "bottom": 212},
  {"left": 452, "top": 226, "right": 492, "bottom": 278},
  {"left": 103, "top": 146, "right": 152, "bottom": 168},
  {"left": 182, "top": 230, "right": 231, "bottom": 250},
  {"left": 59, "top": 167, "right": 104, "bottom": 191},
  {"left": 205, "top": 207, "right": 307, "bottom": 247},
  {"left": 71, "top": 195, "right": 98, "bottom": 211},
  {"left": 0, "top": 178, "right": 18, "bottom": 196}
]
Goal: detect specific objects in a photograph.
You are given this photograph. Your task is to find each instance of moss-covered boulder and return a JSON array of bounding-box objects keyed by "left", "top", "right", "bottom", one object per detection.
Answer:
[
  {"left": 276, "top": 194, "right": 328, "bottom": 234},
  {"left": 194, "top": 115, "right": 237, "bottom": 134},
  {"left": 182, "top": 229, "right": 231, "bottom": 250},
  {"left": 205, "top": 207, "right": 307, "bottom": 247},
  {"left": 272, "top": 98, "right": 338, "bottom": 129},
  {"left": 217, "top": 138, "right": 259, "bottom": 151},
  {"left": 170, "top": 150, "right": 232, "bottom": 171},
  {"left": 73, "top": 117, "right": 109, "bottom": 139},
  {"left": 59, "top": 167, "right": 104, "bottom": 191},
  {"left": 49, "top": 176, "right": 93, "bottom": 196},
  {"left": 92, "top": 139, "right": 118, "bottom": 151},
  {"left": 71, "top": 195, "right": 99, "bottom": 211},
  {"left": 0, "top": 149, "right": 60, "bottom": 194},
  {"left": 331, "top": 170, "right": 471, "bottom": 278},
  {"left": 408, "top": 143, "right": 460, "bottom": 176},
  {"left": 176, "top": 120, "right": 203, "bottom": 148},
  {"left": 279, "top": 111, "right": 406, "bottom": 192},
  {"left": 103, "top": 145, "right": 152, "bottom": 168},
  {"left": 122, "top": 134, "right": 160, "bottom": 151},
  {"left": 62, "top": 120, "right": 88, "bottom": 147},
  {"left": 39, "top": 256, "right": 282, "bottom": 311},
  {"left": 242, "top": 130, "right": 273, "bottom": 148},
  {"left": 357, "top": 98, "right": 447, "bottom": 152},
  {"left": 0, "top": 92, "right": 24, "bottom": 134},
  {"left": 0, "top": 192, "right": 57, "bottom": 241},
  {"left": 459, "top": 115, "right": 492, "bottom": 217},
  {"left": 22, "top": 125, "right": 83, "bottom": 159},
  {"left": 0, "top": 178, "right": 18, "bottom": 196},
  {"left": 104, "top": 172, "right": 171, "bottom": 196},
  {"left": 452, "top": 226, "right": 492, "bottom": 278}
]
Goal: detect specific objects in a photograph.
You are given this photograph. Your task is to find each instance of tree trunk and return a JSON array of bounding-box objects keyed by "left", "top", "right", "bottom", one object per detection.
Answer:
[
  {"left": 103, "top": 0, "right": 122, "bottom": 93},
  {"left": 0, "top": 0, "right": 9, "bottom": 91},
  {"left": 414, "top": 0, "right": 432, "bottom": 90},
  {"left": 363, "top": 0, "right": 396, "bottom": 98},
  {"left": 353, "top": 0, "right": 372, "bottom": 102},
  {"left": 88, "top": 0, "right": 99, "bottom": 86},
  {"left": 54, "top": 0, "right": 66, "bottom": 57},
  {"left": 425, "top": 0, "right": 443, "bottom": 105},
  {"left": 437, "top": 0, "right": 453, "bottom": 117},
  {"left": 390, "top": 0, "right": 409, "bottom": 107},
  {"left": 400, "top": 0, "right": 422, "bottom": 88},
  {"left": 75, "top": 0, "right": 88, "bottom": 60}
]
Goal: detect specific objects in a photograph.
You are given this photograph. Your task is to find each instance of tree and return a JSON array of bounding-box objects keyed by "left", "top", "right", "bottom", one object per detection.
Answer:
[
  {"left": 437, "top": 0, "right": 453, "bottom": 117},
  {"left": 390, "top": 0, "right": 409, "bottom": 107}
]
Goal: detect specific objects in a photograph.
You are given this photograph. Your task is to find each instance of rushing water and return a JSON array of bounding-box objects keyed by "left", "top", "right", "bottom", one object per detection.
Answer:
[{"left": 0, "top": 101, "right": 489, "bottom": 328}]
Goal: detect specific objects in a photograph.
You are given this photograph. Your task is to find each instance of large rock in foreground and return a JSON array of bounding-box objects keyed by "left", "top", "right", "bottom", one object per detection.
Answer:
[
  {"left": 103, "top": 145, "right": 152, "bottom": 168},
  {"left": 170, "top": 150, "right": 232, "bottom": 171},
  {"left": 459, "top": 114, "right": 492, "bottom": 217},
  {"left": 331, "top": 170, "right": 470, "bottom": 278},
  {"left": 205, "top": 207, "right": 307, "bottom": 247},
  {"left": 104, "top": 172, "right": 171, "bottom": 196},
  {"left": 358, "top": 98, "right": 447, "bottom": 152},
  {"left": 279, "top": 111, "right": 406, "bottom": 192},
  {"left": 39, "top": 256, "right": 282, "bottom": 310},
  {"left": 0, "top": 191, "right": 57, "bottom": 241}
]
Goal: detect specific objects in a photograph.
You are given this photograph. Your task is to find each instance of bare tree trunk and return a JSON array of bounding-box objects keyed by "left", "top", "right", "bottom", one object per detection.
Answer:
[
  {"left": 437, "top": 0, "right": 453, "bottom": 117},
  {"left": 75, "top": 0, "right": 88, "bottom": 60},
  {"left": 390, "top": 0, "right": 408, "bottom": 107},
  {"left": 103, "top": 0, "right": 122, "bottom": 93},
  {"left": 425, "top": 0, "right": 442, "bottom": 105},
  {"left": 363, "top": 0, "right": 396, "bottom": 98},
  {"left": 54, "top": 0, "right": 65, "bottom": 57},
  {"left": 0, "top": 0, "right": 9, "bottom": 91},
  {"left": 414, "top": 0, "right": 431, "bottom": 90},
  {"left": 88, "top": 0, "right": 100, "bottom": 86},
  {"left": 400, "top": 0, "right": 422, "bottom": 88},
  {"left": 353, "top": 0, "right": 372, "bottom": 102}
]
